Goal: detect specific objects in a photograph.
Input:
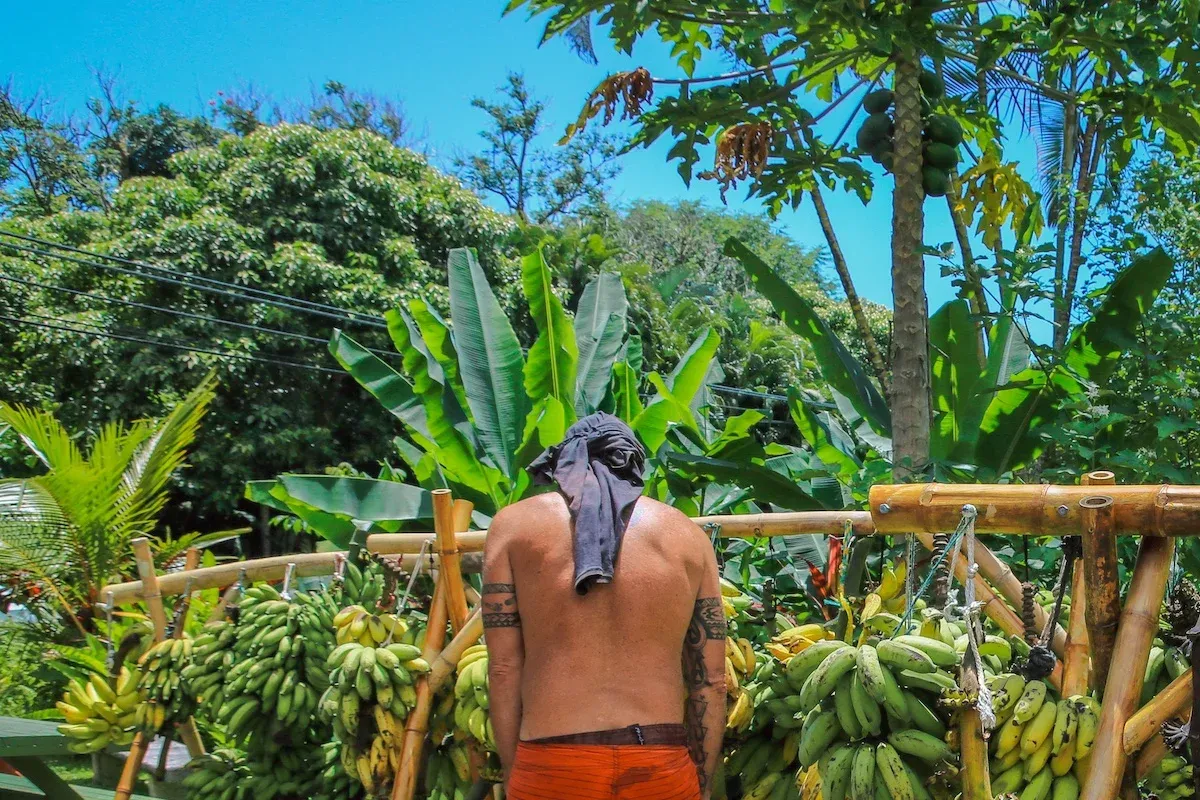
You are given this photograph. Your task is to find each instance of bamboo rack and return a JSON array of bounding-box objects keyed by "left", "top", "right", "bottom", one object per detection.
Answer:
[
  {"left": 1061, "top": 560, "right": 1090, "bottom": 697},
  {"left": 1124, "top": 670, "right": 1191, "bottom": 754}
]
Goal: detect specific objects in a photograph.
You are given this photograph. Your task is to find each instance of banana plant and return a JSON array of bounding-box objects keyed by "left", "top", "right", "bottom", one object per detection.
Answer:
[
  {"left": 253, "top": 246, "right": 846, "bottom": 544},
  {"left": 0, "top": 372, "right": 238, "bottom": 634},
  {"left": 728, "top": 237, "right": 1174, "bottom": 484}
]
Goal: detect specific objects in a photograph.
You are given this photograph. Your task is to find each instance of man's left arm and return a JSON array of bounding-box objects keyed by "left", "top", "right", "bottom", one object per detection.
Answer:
[
  {"left": 683, "top": 545, "right": 727, "bottom": 799},
  {"left": 482, "top": 518, "right": 523, "bottom": 780}
]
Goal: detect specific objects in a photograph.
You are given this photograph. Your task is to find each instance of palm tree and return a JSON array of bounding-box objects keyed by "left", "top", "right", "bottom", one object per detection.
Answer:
[{"left": 0, "top": 372, "right": 227, "bottom": 635}]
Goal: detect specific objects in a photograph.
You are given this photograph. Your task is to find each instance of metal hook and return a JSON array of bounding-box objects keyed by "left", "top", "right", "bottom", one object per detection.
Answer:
[{"left": 281, "top": 563, "right": 296, "bottom": 601}]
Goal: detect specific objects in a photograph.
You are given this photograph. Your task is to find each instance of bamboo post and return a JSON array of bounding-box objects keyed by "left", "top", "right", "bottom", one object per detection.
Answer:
[
  {"left": 1081, "top": 471, "right": 1120, "bottom": 691},
  {"left": 392, "top": 574, "right": 451, "bottom": 800},
  {"left": 1124, "top": 669, "right": 1192, "bottom": 753},
  {"left": 916, "top": 532, "right": 1062, "bottom": 690},
  {"left": 1134, "top": 734, "right": 1171, "bottom": 780},
  {"left": 1062, "top": 558, "right": 1090, "bottom": 698},
  {"left": 115, "top": 538, "right": 167, "bottom": 800},
  {"left": 1080, "top": 534, "right": 1174, "bottom": 800}
]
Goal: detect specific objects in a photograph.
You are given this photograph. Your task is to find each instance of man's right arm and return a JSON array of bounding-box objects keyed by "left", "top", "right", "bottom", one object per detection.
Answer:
[
  {"left": 482, "top": 513, "right": 523, "bottom": 780},
  {"left": 682, "top": 544, "right": 727, "bottom": 799}
]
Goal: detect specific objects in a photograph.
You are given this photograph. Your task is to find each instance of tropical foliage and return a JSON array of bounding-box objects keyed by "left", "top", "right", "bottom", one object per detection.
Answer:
[{"left": 0, "top": 372, "right": 231, "bottom": 633}]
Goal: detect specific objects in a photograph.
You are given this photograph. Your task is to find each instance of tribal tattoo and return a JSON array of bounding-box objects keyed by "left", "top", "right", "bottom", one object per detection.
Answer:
[
  {"left": 682, "top": 596, "right": 725, "bottom": 793},
  {"left": 482, "top": 584, "right": 521, "bottom": 629}
]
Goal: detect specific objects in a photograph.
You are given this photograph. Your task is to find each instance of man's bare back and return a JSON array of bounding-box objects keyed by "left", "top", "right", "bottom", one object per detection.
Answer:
[{"left": 482, "top": 491, "right": 727, "bottom": 796}]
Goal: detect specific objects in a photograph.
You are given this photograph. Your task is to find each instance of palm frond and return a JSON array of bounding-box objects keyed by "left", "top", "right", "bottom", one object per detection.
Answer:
[
  {"left": 153, "top": 527, "right": 248, "bottom": 570},
  {"left": 0, "top": 402, "right": 84, "bottom": 471},
  {"left": 0, "top": 480, "right": 86, "bottom": 629},
  {"left": 1036, "top": 99, "right": 1067, "bottom": 222},
  {"left": 116, "top": 372, "right": 217, "bottom": 540}
]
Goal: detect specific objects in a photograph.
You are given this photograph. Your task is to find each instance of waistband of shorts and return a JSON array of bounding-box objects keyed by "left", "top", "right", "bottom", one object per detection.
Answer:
[{"left": 522, "top": 723, "right": 687, "bottom": 746}]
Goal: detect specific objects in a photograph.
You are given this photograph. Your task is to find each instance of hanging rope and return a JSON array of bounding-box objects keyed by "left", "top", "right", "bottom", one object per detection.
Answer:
[
  {"left": 893, "top": 511, "right": 972, "bottom": 636},
  {"left": 957, "top": 505, "right": 996, "bottom": 732}
]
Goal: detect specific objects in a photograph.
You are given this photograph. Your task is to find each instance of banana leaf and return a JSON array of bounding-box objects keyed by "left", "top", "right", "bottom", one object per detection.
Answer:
[
  {"left": 667, "top": 327, "right": 721, "bottom": 406},
  {"left": 329, "top": 330, "right": 431, "bottom": 446},
  {"left": 514, "top": 396, "right": 568, "bottom": 472},
  {"left": 407, "top": 298, "right": 470, "bottom": 415},
  {"left": 244, "top": 479, "right": 356, "bottom": 547},
  {"left": 574, "top": 273, "right": 629, "bottom": 416},
  {"left": 447, "top": 248, "right": 530, "bottom": 480},
  {"left": 726, "top": 237, "right": 891, "bottom": 437},
  {"left": 664, "top": 451, "right": 826, "bottom": 511},
  {"left": 633, "top": 373, "right": 699, "bottom": 453},
  {"left": 609, "top": 361, "right": 644, "bottom": 423},
  {"left": 521, "top": 248, "right": 578, "bottom": 419},
  {"left": 787, "top": 389, "right": 861, "bottom": 479}
]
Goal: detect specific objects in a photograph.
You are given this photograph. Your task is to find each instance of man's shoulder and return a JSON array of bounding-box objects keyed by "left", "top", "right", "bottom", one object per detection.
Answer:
[
  {"left": 631, "top": 498, "right": 706, "bottom": 539},
  {"left": 489, "top": 492, "right": 567, "bottom": 536}
]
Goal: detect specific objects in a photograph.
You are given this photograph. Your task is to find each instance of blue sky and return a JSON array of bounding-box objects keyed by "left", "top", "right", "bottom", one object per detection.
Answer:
[{"left": 7, "top": 0, "right": 1048, "bottom": 332}]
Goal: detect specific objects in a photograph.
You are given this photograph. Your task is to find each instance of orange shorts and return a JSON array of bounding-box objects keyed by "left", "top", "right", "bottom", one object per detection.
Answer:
[{"left": 507, "top": 740, "right": 701, "bottom": 800}]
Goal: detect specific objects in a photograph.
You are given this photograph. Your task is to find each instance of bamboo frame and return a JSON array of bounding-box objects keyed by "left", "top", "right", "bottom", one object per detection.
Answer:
[
  {"left": 959, "top": 703, "right": 992, "bottom": 800},
  {"left": 428, "top": 608, "right": 485, "bottom": 695},
  {"left": 1081, "top": 535, "right": 1174, "bottom": 800},
  {"left": 1124, "top": 669, "right": 1191, "bottom": 754},
  {"left": 915, "top": 532, "right": 1062, "bottom": 690},
  {"left": 171, "top": 549, "right": 205, "bottom": 759},
  {"left": 1081, "top": 471, "right": 1120, "bottom": 692},
  {"left": 869, "top": 482, "right": 1200, "bottom": 536}
]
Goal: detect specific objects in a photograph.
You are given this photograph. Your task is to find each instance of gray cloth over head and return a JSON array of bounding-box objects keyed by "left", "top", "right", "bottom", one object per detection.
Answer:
[{"left": 528, "top": 411, "right": 647, "bottom": 595}]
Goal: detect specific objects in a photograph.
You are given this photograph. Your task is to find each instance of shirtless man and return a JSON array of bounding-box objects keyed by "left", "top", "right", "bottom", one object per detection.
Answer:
[{"left": 482, "top": 493, "right": 726, "bottom": 800}]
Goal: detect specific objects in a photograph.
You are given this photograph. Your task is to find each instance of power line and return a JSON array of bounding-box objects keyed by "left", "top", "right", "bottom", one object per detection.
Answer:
[
  {"left": 0, "top": 237, "right": 388, "bottom": 330},
  {"left": 0, "top": 271, "right": 401, "bottom": 360},
  {"left": 1, "top": 312, "right": 347, "bottom": 376},
  {"left": 0, "top": 230, "right": 387, "bottom": 327}
]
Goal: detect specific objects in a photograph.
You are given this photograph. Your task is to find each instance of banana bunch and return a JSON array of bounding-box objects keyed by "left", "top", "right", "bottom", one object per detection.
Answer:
[
  {"left": 765, "top": 623, "right": 829, "bottom": 663},
  {"left": 183, "top": 748, "right": 251, "bottom": 800},
  {"left": 987, "top": 675, "right": 1099, "bottom": 800},
  {"left": 321, "top": 618, "right": 429, "bottom": 796},
  {"left": 239, "top": 740, "right": 326, "bottom": 799},
  {"left": 723, "top": 730, "right": 803, "bottom": 800},
  {"left": 189, "top": 582, "right": 337, "bottom": 742},
  {"left": 333, "top": 603, "right": 421, "bottom": 648},
  {"left": 135, "top": 635, "right": 196, "bottom": 733},
  {"left": 453, "top": 644, "right": 495, "bottom": 750},
  {"left": 424, "top": 742, "right": 473, "bottom": 800},
  {"left": 721, "top": 578, "right": 754, "bottom": 622},
  {"left": 312, "top": 740, "right": 366, "bottom": 800},
  {"left": 338, "top": 559, "right": 383, "bottom": 610},
  {"left": 874, "top": 561, "right": 910, "bottom": 614},
  {"left": 56, "top": 669, "right": 140, "bottom": 753},
  {"left": 785, "top": 635, "right": 963, "bottom": 800},
  {"left": 1142, "top": 752, "right": 1194, "bottom": 800}
]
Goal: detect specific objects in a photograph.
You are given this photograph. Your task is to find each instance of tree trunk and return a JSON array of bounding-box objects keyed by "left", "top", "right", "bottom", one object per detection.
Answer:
[
  {"left": 1057, "top": 119, "right": 1100, "bottom": 350},
  {"left": 809, "top": 184, "right": 890, "bottom": 386},
  {"left": 945, "top": 173, "right": 988, "bottom": 368},
  {"left": 888, "top": 55, "right": 930, "bottom": 481}
]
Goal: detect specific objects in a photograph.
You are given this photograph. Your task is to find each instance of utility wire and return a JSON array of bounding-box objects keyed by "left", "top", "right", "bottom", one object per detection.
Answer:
[
  {"left": 0, "top": 238, "right": 388, "bottom": 330},
  {"left": 0, "top": 271, "right": 401, "bottom": 360},
  {"left": 0, "top": 230, "right": 387, "bottom": 327},
  {"left": 1, "top": 312, "right": 346, "bottom": 376}
]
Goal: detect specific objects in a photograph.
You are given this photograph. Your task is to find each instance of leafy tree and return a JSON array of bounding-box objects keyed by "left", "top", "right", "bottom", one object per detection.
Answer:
[
  {"left": 455, "top": 72, "right": 621, "bottom": 224},
  {"left": 1, "top": 124, "right": 515, "bottom": 540},
  {"left": 0, "top": 374, "right": 227, "bottom": 634},
  {"left": 212, "top": 80, "right": 412, "bottom": 146}
]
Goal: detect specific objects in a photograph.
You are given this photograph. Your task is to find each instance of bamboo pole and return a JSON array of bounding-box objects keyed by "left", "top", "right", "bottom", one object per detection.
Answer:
[
  {"left": 115, "top": 539, "right": 168, "bottom": 800},
  {"left": 428, "top": 608, "right": 485, "bottom": 695},
  {"left": 1080, "top": 471, "right": 1121, "bottom": 691},
  {"left": 393, "top": 576, "right": 451, "bottom": 800},
  {"left": 959, "top": 703, "right": 992, "bottom": 800},
  {"left": 693, "top": 510, "right": 875, "bottom": 536},
  {"left": 1124, "top": 669, "right": 1191, "bottom": 753},
  {"left": 370, "top": 531, "right": 489, "bottom": 555},
  {"left": 869, "top": 482, "right": 1200, "bottom": 536},
  {"left": 434, "top": 490, "right": 470, "bottom": 636},
  {"left": 1062, "top": 559, "right": 1090, "bottom": 697},
  {"left": 100, "top": 551, "right": 477, "bottom": 606},
  {"left": 172, "top": 548, "right": 206, "bottom": 759},
  {"left": 1080, "top": 535, "right": 1175, "bottom": 800},
  {"left": 1134, "top": 734, "right": 1172, "bottom": 780},
  {"left": 915, "top": 533, "right": 1062, "bottom": 690}
]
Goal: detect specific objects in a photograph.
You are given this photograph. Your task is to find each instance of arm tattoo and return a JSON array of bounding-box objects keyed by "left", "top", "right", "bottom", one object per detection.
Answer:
[
  {"left": 682, "top": 596, "right": 725, "bottom": 792},
  {"left": 482, "top": 584, "right": 520, "bottom": 629}
]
